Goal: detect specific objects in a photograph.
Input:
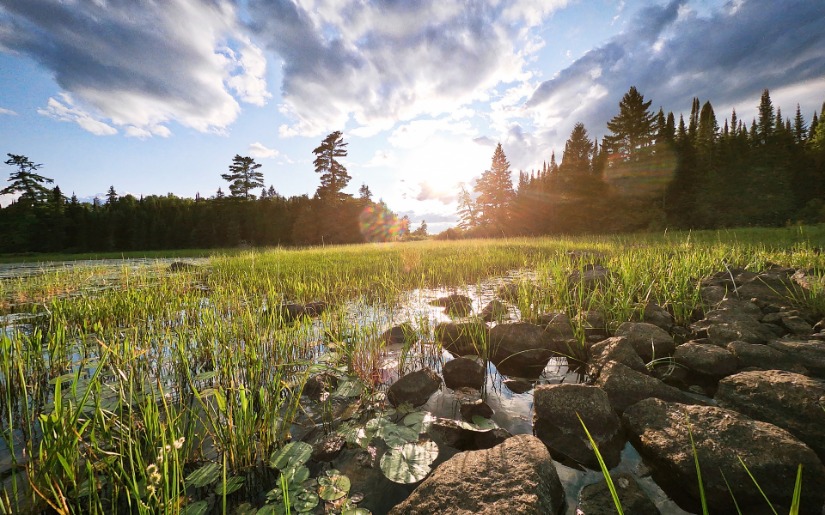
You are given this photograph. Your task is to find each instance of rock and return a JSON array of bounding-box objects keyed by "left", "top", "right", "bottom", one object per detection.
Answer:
[
  {"left": 538, "top": 312, "right": 576, "bottom": 342},
  {"left": 303, "top": 372, "right": 338, "bottom": 401},
  {"left": 577, "top": 473, "right": 660, "bottom": 515},
  {"left": 430, "top": 294, "right": 473, "bottom": 316},
  {"left": 473, "top": 427, "right": 512, "bottom": 450},
  {"left": 587, "top": 336, "right": 647, "bottom": 378},
  {"left": 443, "top": 357, "right": 486, "bottom": 390},
  {"left": 388, "top": 434, "right": 565, "bottom": 515},
  {"left": 460, "top": 399, "right": 494, "bottom": 421},
  {"left": 489, "top": 323, "right": 567, "bottom": 378},
  {"left": 568, "top": 264, "right": 612, "bottom": 291},
  {"left": 595, "top": 362, "right": 706, "bottom": 413},
  {"left": 622, "top": 398, "right": 825, "bottom": 514},
  {"left": 726, "top": 340, "right": 807, "bottom": 374},
  {"left": 308, "top": 431, "right": 346, "bottom": 462},
  {"left": 381, "top": 323, "right": 415, "bottom": 344},
  {"left": 503, "top": 378, "right": 534, "bottom": 394},
  {"left": 167, "top": 261, "right": 198, "bottom": 272},
  {"left": 673, "top": 341, "right": 738, "bottom": 378},
  {"left": 716, "top": 298, "right": 763, "bottom": 317},
  {"left": 496, "top": 283, "right": 520, "bottom": 302},
  {"left": 737, "top": 272, "right": 802, "bottom": 305},
  {"left": 781, "top": 314, "right": 814, "bottom": 335},
  {"left": 767, "top": 339, "right": 825, "bottom": 377},
  {"left": 387, "top": 368, "right": 441, "bottom": 407},
  {"left": 694, "top": 311, "right": 776, "bottom": 346},
  {"left": 716, "top": 370, "right": 825, "bottom": 461},
  {"left": 434, "top": 322, "right": 489, "bottom": 357},
  {"left": 578, "top": 310, "right": 608, "bottom": 343},
  {"left": 700, "top": 285, "right": 728, "bottom": 306},
  {"left": 427, "top": 418, "right": 477, "bottom": 451},
  {"left": 631, "top": 302, "right": 674, "bottom": 331},
  {"left": 302, "top": 301, "right": 326, "bottom": 317},
  {"left": 480, "top": 300, "right": 508, "bottom": 322},
  {"left": 614, "top": 322, "right": 676, "bottom": 363},
  {"left": 533, "top": 384, "right": 624, "bottom": 469}
]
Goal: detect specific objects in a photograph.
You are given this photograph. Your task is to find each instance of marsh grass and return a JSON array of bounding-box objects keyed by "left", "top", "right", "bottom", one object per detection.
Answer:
[{"left": 0, "top": 226, "right": 823, "bottom": 512}]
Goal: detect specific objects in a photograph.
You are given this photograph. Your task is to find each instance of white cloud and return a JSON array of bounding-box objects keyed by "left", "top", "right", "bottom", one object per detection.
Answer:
[
  {"left": 0, "top": 0, "right": 268, "bottom": 136},
  {"left": 0, "top": 107, "right": 17, "bottom": 116},
  {"left": 248, "top": 142, "right": 279, "bottom": 159},
  {"left": 37, "top": 94, "right": 117, "bottom": 136}
]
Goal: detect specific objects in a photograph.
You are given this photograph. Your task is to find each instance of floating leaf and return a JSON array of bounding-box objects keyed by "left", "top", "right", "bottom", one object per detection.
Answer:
[
  {"left": 318, "top": 469, "right": 351, "bottom": 501},
  {"left": 470, "top": 416, "right": 498, "bottom": 431},
  {"left": 282, "top": 465, "right": 310, "bottom": 485},
  {"left": 292, "top": 487, "right": 320, "bottom": 512},
  {"left": 270, "top": 442, "right": 313, "bottom": 471},
  {"left": 342, "top": 509, "right": 372, "bottom": 515},
  {"left": 380, "top": 441, "right": 438, "bottom": 484},
  {"left": 185, "top": 462, "right": 221, "bottom": 488},
  {"left": 231, "top": 502, "right": 257, "bottom": 515},
  {"left": 454, "top": 419, "right": 494, "bottom": 433},
  {"left": 215, "top": 475, "right": 245, "bottom": 495},
  {"left": 402, "top": 411, "right": 435, "bottom": 434},
  {"left": 335, "top": 379, "right": 363, "bottom": 398},
  {"left": 182, "top": 500, "right": 210, "bottom": 515}
]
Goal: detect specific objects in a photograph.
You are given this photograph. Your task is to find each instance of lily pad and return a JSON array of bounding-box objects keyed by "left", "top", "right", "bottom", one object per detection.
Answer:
[
  {"left": 270, "top": 441, "right": 313, "bottom": 471},
  {"left": 342, "top": 509, "right": 372, "bottom": 515},
  {"left": 366, "top": 417, "right": 419, "bottom": 448},
  {"left": 185, "top": 462, "right": 221, "bottom": 488},
  {"left": 318, "top": 469, "right": 351, "bottom": 501},
  {"left": 182, "top": 500, "right": 210, "bottom": 515},
  {"left": 282, "top": 465, "right": 310, "bottom": 485},
  {"left": 402, "top": 411, "right": 435, "bottom": 434},
  {"left": 379, "top": 441, "right": 439, "bottom": 484},
  {"left": 291, "top": 487, "right": 320, "bottom": 512}
]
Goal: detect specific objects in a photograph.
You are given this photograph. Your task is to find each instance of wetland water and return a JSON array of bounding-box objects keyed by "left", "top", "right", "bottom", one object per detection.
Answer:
[{"left": 0, "top": 257, "right": 691, "bottom": 514}]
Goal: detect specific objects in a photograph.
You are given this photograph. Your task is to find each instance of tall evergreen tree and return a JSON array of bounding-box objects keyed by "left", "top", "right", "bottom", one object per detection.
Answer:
[
  {"left": 604, "top": 86, "right": 656, "bottom": 161},
  {"left": 559, "top": 123, "right": 594, "bottom": 175},
  {"left": 474, "top": 143, "right": 515, "bottom": 233},
  {"left": 313, "top": 131, "right": 350, "bottom": 200},
  {"left": 757, "top": 89, "right": 775, "bottom": 145},
  {"left": 222, "top": 155, "right": 264, "bottom": 200},
  {"left": 1, "top": 154, "right": 52, "bottom": 205},
  {"left": 793, "top": 105, "right": 807, "bottom": 144}
]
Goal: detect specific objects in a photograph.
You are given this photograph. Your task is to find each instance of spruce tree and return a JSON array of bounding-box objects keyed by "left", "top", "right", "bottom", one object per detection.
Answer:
[
  {"left": 604, "top": 86, "right": 656, "bottom": 162},
  {"left": 474, "top": 143, "right": 514, "bottom": 233},
  {"left": 757, "top": 89, "right": 774, "bottom": 145}
]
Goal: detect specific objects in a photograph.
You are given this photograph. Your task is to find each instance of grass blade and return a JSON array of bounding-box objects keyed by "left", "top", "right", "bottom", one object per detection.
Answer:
[{"left": 577, "top": 413, "right": 623, "bottom": 515}]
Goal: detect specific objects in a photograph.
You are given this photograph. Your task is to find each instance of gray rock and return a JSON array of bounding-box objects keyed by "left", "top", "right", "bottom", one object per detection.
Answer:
[
  {"left": 539, "top": 311, "right": 576, "bottom": 342},
  {"left": 737, "top": 273, "right": 802, "bottom": 305},
  {"left": 726, "top": 340, "right": 807, "bottom": 374},
  {"left": 577, "top": 473, "right": 660, "bottom": 515},
  {"left": 430, "top": 294, "right": 473, "bottom": 316},
  {"left": 622, "top": 398, "right": 825, "bottom": 514},
  {"left": 381, "top": 323, "right": 415, "bottom": 344},
  {"left": 490, "top": 322, "right": 567, "bottom": 378},
  {"left": 387, "top": 368, "right": 441, "bottom": 407},
  {"left": 443, "top": 357, "right": 486, "bottom": 390},
  {"left": 480, "top": 300, "right": 508, "bottom": 322},
  {"left": 434, "top": 322, "right": 489, "bottom": 357},
  {"left": 695, "top": 311, "right": 776, "bottom": 346},
  {"left": 460, "top": 399, "right": 494, "bottom": 421},
  {"left": 700, "top": 285, "right": 728, "bottom": 306},
  {"left": 388, "top": 434, "right": 565, "bottom": 515},
  {"left": 595, "top": 362, "right": 706, "bottom": 413},
  {"left": 631, "top": 302, "right": 674, "bottom": 331},
  {"left": 781, "top": 315, "right": 814, "bottom": 335},
  {"left": 614, "top": 322, "right": 675, "bottom": 363},
  {"left": 587, "top": 336, "right": 647, "bottom": 377},
  {"left": 768, "top": 339, "right": 825, "bottom": 377},
  {"left": 716, "top": 370, "right": 825, "bottom": 461},
  {"left": 673, "top": 341, "right": 738, "bottom": 378},
  {"left": 533, "top": 384, "right": 624, "bottom": 469},
  {"left": 578, "top": 310, "right": 609, "bottom": 343}
]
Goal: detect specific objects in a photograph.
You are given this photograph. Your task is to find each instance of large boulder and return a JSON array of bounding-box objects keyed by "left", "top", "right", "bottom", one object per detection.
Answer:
[
  {"left": 623, "top": 398, "right": 825, "bottom": 514},
  {"left": 434, "top": 322, "right": 489, "bottom": 357},
  {"left": 716, "top": 370, "right": 825, "bottom": 461},
  {"left": 443, "top": 357, "right": 486, "bottom": 390},
  {"left": 489, "top": 323, "right": 568, "bottom": 378},
  {"left": 693, "top": 310, "right": 776, "bottom": 346},
  {"left": 587, "top": 336, "right": 647, "bottom": 377},
  {"left": 388, "top": 434, "right": 565, "bottom": 515},
  {"left": 767, "top": 339, "right": 825, "bottom": 377},
  {"left": 538, "top": 311, "right": 576, "bottom": 342},
  {"left": 726, "top": 340, "right": 807, "bottom": 374},
  {"left": 673, "top": 341, "right": 738, "bottom": 378},
  {"left": 614, "top": 322, "right": 675, "bottom": 363},
  {"left": 595, "top": 362, "right": 707, "bottom": 413},
  {"left": 577, "top": 473, "right": 660, "bottom": 515},
  {"left": 387, "top": 368, "right": 441, "bottom": 407},
  {"left": 533, "top": 384, "right": 624, "bottom": 469}
]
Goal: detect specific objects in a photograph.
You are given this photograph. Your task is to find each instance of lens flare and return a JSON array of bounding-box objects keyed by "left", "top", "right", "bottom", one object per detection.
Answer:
[{"left": 359, "top": 204, "right": 403, "bottom": 242}]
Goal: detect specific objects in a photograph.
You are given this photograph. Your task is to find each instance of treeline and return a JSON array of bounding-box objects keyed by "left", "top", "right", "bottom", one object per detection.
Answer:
[
  {"left": 0, "top": 132, "right": 410, "bottom": 253},
  {"left": 452, "top": 88, "right": 825, "bottom": 238}
]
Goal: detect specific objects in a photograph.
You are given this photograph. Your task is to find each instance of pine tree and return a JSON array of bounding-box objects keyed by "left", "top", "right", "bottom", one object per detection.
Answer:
[
  {"left": 560, "top": 123, "right": 594, "bottom": 176},
  {"left": 313, "top": 131, "right": 350, "bottom": 200},
  {"left": 222, "top": 155, "right": 264, "bottom": 200},
  {"left": 358, "top": 183, "right": 373, "bottom": 201},
  {"left": 474, "top": 143, "right": 515, "bottom": 232},
  {"left": 106, "top": 186, "right": 118, "bottom": 206},
  {"left": 757, "top": 89, "right": 774, "bottom": 145},
  {"left": 456, "top": 184, "right": 478, "bottom": 230},
  {"left": 604, "top": 86, "right": 656, "bottom": 162},
  {"left": 1, "top": 154, "right": 53, "bottom": 205}
]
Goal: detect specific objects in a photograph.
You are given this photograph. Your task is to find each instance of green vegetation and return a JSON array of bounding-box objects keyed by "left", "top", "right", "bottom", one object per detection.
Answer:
[{"left": 0, "top": 227, "right": 823, "bottom": 513}]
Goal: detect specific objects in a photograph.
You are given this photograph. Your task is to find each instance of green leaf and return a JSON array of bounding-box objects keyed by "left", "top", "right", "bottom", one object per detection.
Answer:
[
  {"left": 292, "top": 487, "right": 320, "bottom": 512},
  {"left": 270, "top": 441, "right": 313, "bottom": 471},
  {"left": 335, "top": 379, "right": 363, "bottom": 398},
  {"left": 470, "top": 416, "right": 497, "bottom": 430},
  {"left": 182, "top": 500, "right": 210, "bottom": 515},
  {"left": 380, "top": 441, "right": 438, "bottom": 484},
  {"left": 453, "top": 419, "right": 494, "bottom": 433},
  {"left": 185, "top": 462, "right": 221, "bottom": 488},
  {"left": 342, "top": 509, "right": 372, "bottom": 515},
  {"left": 194, "top": 370, "right": 218, "bottom": 382},
  {"left": 401, "top": 411, "right": 434, "bottom": 434},
  {"left": 215, "top": 475, "right": 245, "bottom": 495},
  {"left": 282, "top": 465, "right": 310, "bottom": 485},
  {"left": 318, "top": 469, "right": 351, "bottom": 501}
]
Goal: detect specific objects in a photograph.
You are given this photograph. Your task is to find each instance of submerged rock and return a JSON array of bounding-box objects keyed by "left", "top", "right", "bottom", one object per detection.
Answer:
[
  {"left": 533, "top": 384, "right": 624, "bottom": 469},
  {"left": 489, "top": 322, "right": 567, "bottom": 378},
  {"left": 388, "top": 434, "right": 565, "bottom": 515},
  {"left": 430, "top": 293, "right": 473, "bottom": 316},
  {"left": 716, "top": 370, "right": 825, "bottom": 461},
  {"left": 443, "top": 357, "right": 485, "bottom": 390},
  {"left": 622, "top": 398, "right": 825, "bottom": 514},
  {"left": 480, "top": 300, "right": 508, "bottom": 322},
  {"left": 381, "top": 323, "right": 416, "bottom": 344},
  {"left": 434, "top": 322, "right": 489, "bottom": 357},
  {"left": 577, "top": 473, "right": 660, "bottom": 515},
  {"left": 387, "top": 368, "right": 441, "bottom": 407}
]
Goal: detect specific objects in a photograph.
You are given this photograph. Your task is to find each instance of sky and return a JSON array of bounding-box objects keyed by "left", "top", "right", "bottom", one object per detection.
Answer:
[{"left": 1, "top": 0, "right": 824, "bottom": 232}]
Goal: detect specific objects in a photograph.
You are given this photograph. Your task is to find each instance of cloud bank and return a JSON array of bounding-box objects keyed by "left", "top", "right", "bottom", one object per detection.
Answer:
[{"left": 0, "top": 0, "right": 269, "bottom": 136}]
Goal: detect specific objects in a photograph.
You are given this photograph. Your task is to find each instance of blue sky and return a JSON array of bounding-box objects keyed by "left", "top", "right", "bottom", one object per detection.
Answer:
[{"left": 1, "top": 0, "right": 824, "bottom": 231}]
